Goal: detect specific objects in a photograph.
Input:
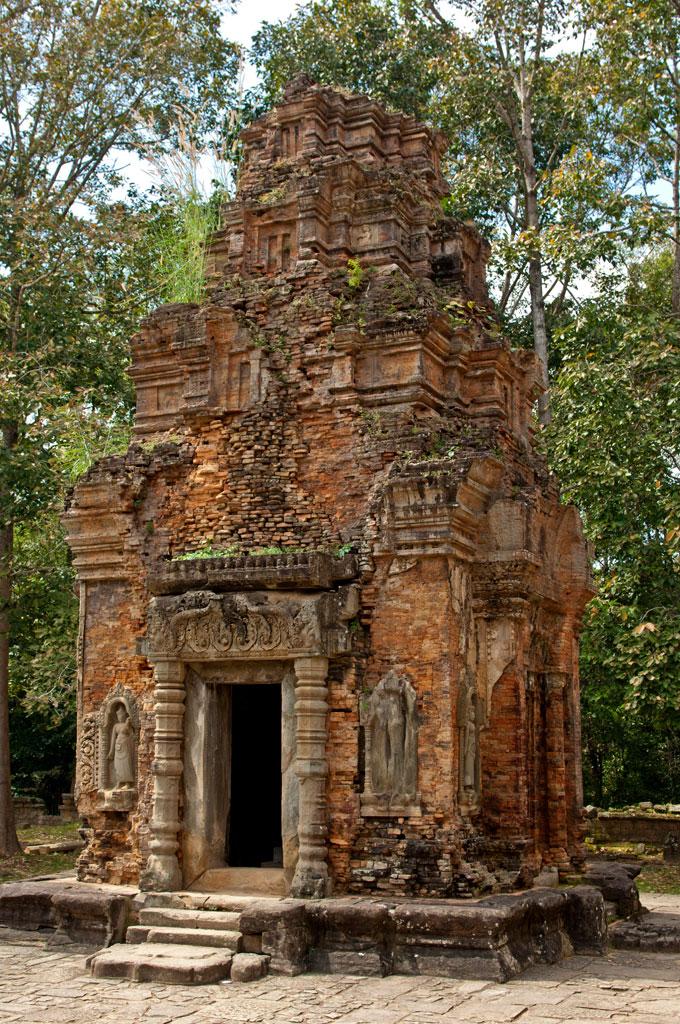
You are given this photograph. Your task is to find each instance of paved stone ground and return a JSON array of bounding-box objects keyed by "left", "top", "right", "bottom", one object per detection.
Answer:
[{"left": 1, "top": 893, "right": 679, "bottom": 1024}]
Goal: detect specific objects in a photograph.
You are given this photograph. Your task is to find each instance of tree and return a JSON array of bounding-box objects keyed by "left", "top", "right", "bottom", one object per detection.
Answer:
[
  {"left": 0, "top": 0, "right": 240, "bottom": 856},
  {"left": 251, "top": 0, "right": 446, "bottom": 121},
  {"left": 545, "top": 249, "right": 680, "bottom": 804},
  {"left": 588, "top": 0, "right": 680, "bottom": 314}
]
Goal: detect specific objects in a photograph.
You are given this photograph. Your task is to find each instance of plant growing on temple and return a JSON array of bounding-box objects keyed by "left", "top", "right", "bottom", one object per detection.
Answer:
[{"left": 0, "top": 0, "right": 240, "bottom": 857}]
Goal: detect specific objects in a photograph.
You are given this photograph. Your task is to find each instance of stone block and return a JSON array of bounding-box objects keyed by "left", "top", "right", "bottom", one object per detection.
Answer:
[
  {"left": 564, "top": 886, "right": 608, "bottom": 953},
  {"left": 240, "top": 900, "right": 308, "bottom": 976},
  {"left": 584, "top": 863, "right": 642, "bottom": 919},
  {"left": 392, "top": 946, "right": 518, "bottom": 982},
  {"left": 610, "top": 910, "right": 680, "bottom": 952},
  {"left": 87, "top": 942, "right": 233, "bottom": 984},
  {"left": 0, "top": 881, "right": 131, "bottom": 946},
  {"left": 308, "top": 948, "right": 385, "bottom": 975},
  {"left": 0, "top": 882, "right": 56, "bottom": 931},
  {"left": 51, "top": 889, "right": 130, "bottom": 946},
  {"left": 230, "top": 952, "right": 269, "bottom": 982}
]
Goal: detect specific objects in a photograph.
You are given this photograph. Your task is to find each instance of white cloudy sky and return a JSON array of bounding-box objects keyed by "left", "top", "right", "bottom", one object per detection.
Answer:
[{"left": 223, "top": 2, "right": 301, "bottom": 87}]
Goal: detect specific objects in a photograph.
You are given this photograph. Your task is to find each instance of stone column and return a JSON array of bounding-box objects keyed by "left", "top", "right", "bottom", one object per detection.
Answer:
[
  {"left": 545, "top": 673, "right": 569, "bottom": 869},
  {"left": 141, "top": 660, "right": 186, "bottom": 892},
  {"left": 291, "top": 655, "right": 330, "bottom": 898}
]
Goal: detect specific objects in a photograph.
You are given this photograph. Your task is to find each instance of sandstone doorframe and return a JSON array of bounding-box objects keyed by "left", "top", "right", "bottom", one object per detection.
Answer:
[
  {"left": 141, "top": 653, "right": 330, "bottom": 897},
  {"left": 140, "top": 585, "right": 356, "bottom": 896}
]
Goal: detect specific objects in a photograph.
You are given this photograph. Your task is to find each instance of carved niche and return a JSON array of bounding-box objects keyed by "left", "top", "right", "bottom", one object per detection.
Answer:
[
  {"left": 361, "top": 671, "right": 421, "bottom": 817},
  {"left": 78, "top": 684, "right": 140, "bottom": 812},
  {"left": 147, "top": 589, "right": 356, "bottom": 661}
]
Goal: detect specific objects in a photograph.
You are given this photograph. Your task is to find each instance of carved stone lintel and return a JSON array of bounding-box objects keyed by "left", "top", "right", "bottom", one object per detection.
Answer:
[
  {"left": 291, "top": 656, "right": 330, "bottom": 898},
  {"left": 361, "top": 671, "right": 420, "bottom": 818},
  {"left": 141, "top": 660, "right": 186, "bottom": 892},
  {"left": 147, "top": 589, "right": 357, "bottom": 661}
]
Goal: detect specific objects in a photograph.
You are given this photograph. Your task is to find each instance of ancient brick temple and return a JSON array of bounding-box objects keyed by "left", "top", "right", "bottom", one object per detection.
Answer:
[{"left": 63, "top": 77, "right": 592, "bottom": 900}]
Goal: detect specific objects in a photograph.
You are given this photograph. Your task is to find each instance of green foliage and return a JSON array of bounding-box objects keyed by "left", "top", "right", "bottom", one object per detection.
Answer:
[
  {"left": 546, "top": 249, "right": 680, "bottom": 804},
  {"left": 251, "top": 0, "right": 445, "bottom": 120},
  {"left": 0, "top": 0, "right": 240, "bottom": 826},
  {"left": 173, "top": 545, "right": 241, "bottom": 560},
  {"left": 347, "top": 258, "right": 365, "bottom": 290}
]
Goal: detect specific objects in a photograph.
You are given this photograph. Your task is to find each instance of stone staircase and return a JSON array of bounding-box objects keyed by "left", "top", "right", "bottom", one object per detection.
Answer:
[{"left": 87, "top": 897, "right": 269, "bottom": 984}]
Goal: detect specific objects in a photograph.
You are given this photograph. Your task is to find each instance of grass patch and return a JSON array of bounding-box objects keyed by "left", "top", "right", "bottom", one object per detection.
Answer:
[
  {"left": 17, "top": 822, "right": 81, "bottom": 845},
  {"left": 586, "top": 837, "right": 680, "bottom": 894},
  {"left": 638, "top": 862, "right": 680, "bottom": 895},
  {"left": 0, "top": 822, "right": 81, "bottom": 883},
  {"left": 0, "top": 850, "right": 78, "bottom": 883}
]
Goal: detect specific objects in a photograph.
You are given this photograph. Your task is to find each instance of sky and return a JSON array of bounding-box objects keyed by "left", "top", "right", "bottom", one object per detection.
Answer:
[
  {"left": 113, "top": 2, "right": 302, "bottom": 196},
  {"left": 222, "top": 2, "right": 301, "bottom": 88}
]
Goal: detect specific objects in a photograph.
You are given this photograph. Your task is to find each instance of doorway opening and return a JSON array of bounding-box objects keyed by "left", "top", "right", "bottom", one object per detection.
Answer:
[{"left": 228, "top": 683, "right": 283, "bottom": 868}]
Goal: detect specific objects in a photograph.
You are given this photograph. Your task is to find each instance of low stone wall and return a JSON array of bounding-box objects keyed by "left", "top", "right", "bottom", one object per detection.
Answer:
[
  {"left": 13, "top": 797, "right": 48, "bottom": 827},
  {"left": 0, "top": 881, "right": 131, "bottom": 947},
  {"left": 13, "top": 794, "right": 79, "bottom": 828},
  {"left": 588, "top": 813, "right": 680, "bottom": 846},
  {"left": 240, "top": 887, "right": 607, "bottom": 982}
]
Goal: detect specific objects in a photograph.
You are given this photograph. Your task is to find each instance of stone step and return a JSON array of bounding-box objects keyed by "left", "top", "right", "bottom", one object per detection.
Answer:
[
  {"left": 139, "top": 907, "right": 241, "bottom": 930},
  {"left": 190, "top": 867, "right": 286, "bottom": 896},
  {"left": 87, "top": 942, "right": 233, "bottom": 984},
  {"left": 127, "top": 924, "right": 242, "bottom": 951},
  {"left": 182, "top": 894, "right": 264, "bottom": 913}
]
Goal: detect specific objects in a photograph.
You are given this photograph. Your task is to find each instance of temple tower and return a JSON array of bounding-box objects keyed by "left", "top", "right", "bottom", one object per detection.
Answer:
[{"left": 64, "top": 77, "right": 592, "bottom": 897}]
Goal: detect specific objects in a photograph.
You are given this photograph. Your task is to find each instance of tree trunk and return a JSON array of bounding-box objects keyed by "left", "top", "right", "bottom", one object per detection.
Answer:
[
  {"left": 515, "top": 61, "right": 552, "bottom": 425},
  {"left": 0, "top": 421, "right": 20, "bottom": 858},
  {"left": 528, "top": 254, "right": 551, "bottom": 424}
]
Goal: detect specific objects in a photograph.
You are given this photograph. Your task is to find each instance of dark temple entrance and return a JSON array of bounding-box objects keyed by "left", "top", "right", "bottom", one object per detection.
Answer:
[{"left": 228, "top": 683, "right": 283, "bottom": 867}]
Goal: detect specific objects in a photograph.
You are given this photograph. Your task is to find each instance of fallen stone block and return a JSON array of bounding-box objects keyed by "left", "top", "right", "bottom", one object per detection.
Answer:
[
  {"left": 610, "top": 911, "right": 680, "bottom": 952},
  {"left": 584, "top": 863, "right": 641, "bottom": 919},
  {"left": 230, "top": 952, "right": 269, "bottom": 982}
]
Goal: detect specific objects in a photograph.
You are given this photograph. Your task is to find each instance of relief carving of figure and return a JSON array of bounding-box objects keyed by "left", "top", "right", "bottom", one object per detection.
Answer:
[
  {"left": 363, "top": 671, "right": 419, "bottom": 814},
  {"left": 458, "top": 675, "right": 480, "bottom": 809},
  {"left": 108, "top": 706, "right": 135, "bottom": 789},
  {"left": 461, "top": 688, "right": 477, "bottom": 790},
  {"left": 92, "top": 686, "right": 140, "bottom": 804}
]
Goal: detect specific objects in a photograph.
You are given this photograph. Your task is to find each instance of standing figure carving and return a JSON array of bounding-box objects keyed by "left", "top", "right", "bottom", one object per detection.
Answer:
[
  {"left": 461, "top": 689, "right": 477, "bottom": 789},
  {"left": 362, "top": 671, "right": 420, "bottom": 816},
  {"left": 458, "top": 674, "right": 480, "bottom": 810},
  {"left": 90, "top": 685, "right": 140, "bottom": 808},
  {"left": 108, "top": 706, "right": 135, "bottom": 789}
]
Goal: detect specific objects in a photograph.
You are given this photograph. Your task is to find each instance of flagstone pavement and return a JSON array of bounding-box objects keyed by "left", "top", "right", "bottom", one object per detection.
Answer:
[{"left": 1, "top": 892, "right": 679, "bottom": 1024}]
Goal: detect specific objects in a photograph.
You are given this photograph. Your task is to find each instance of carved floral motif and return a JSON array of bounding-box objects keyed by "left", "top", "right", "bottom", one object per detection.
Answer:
[{"left": 147, "top": 590, "right": 324, "bottom": 658}]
